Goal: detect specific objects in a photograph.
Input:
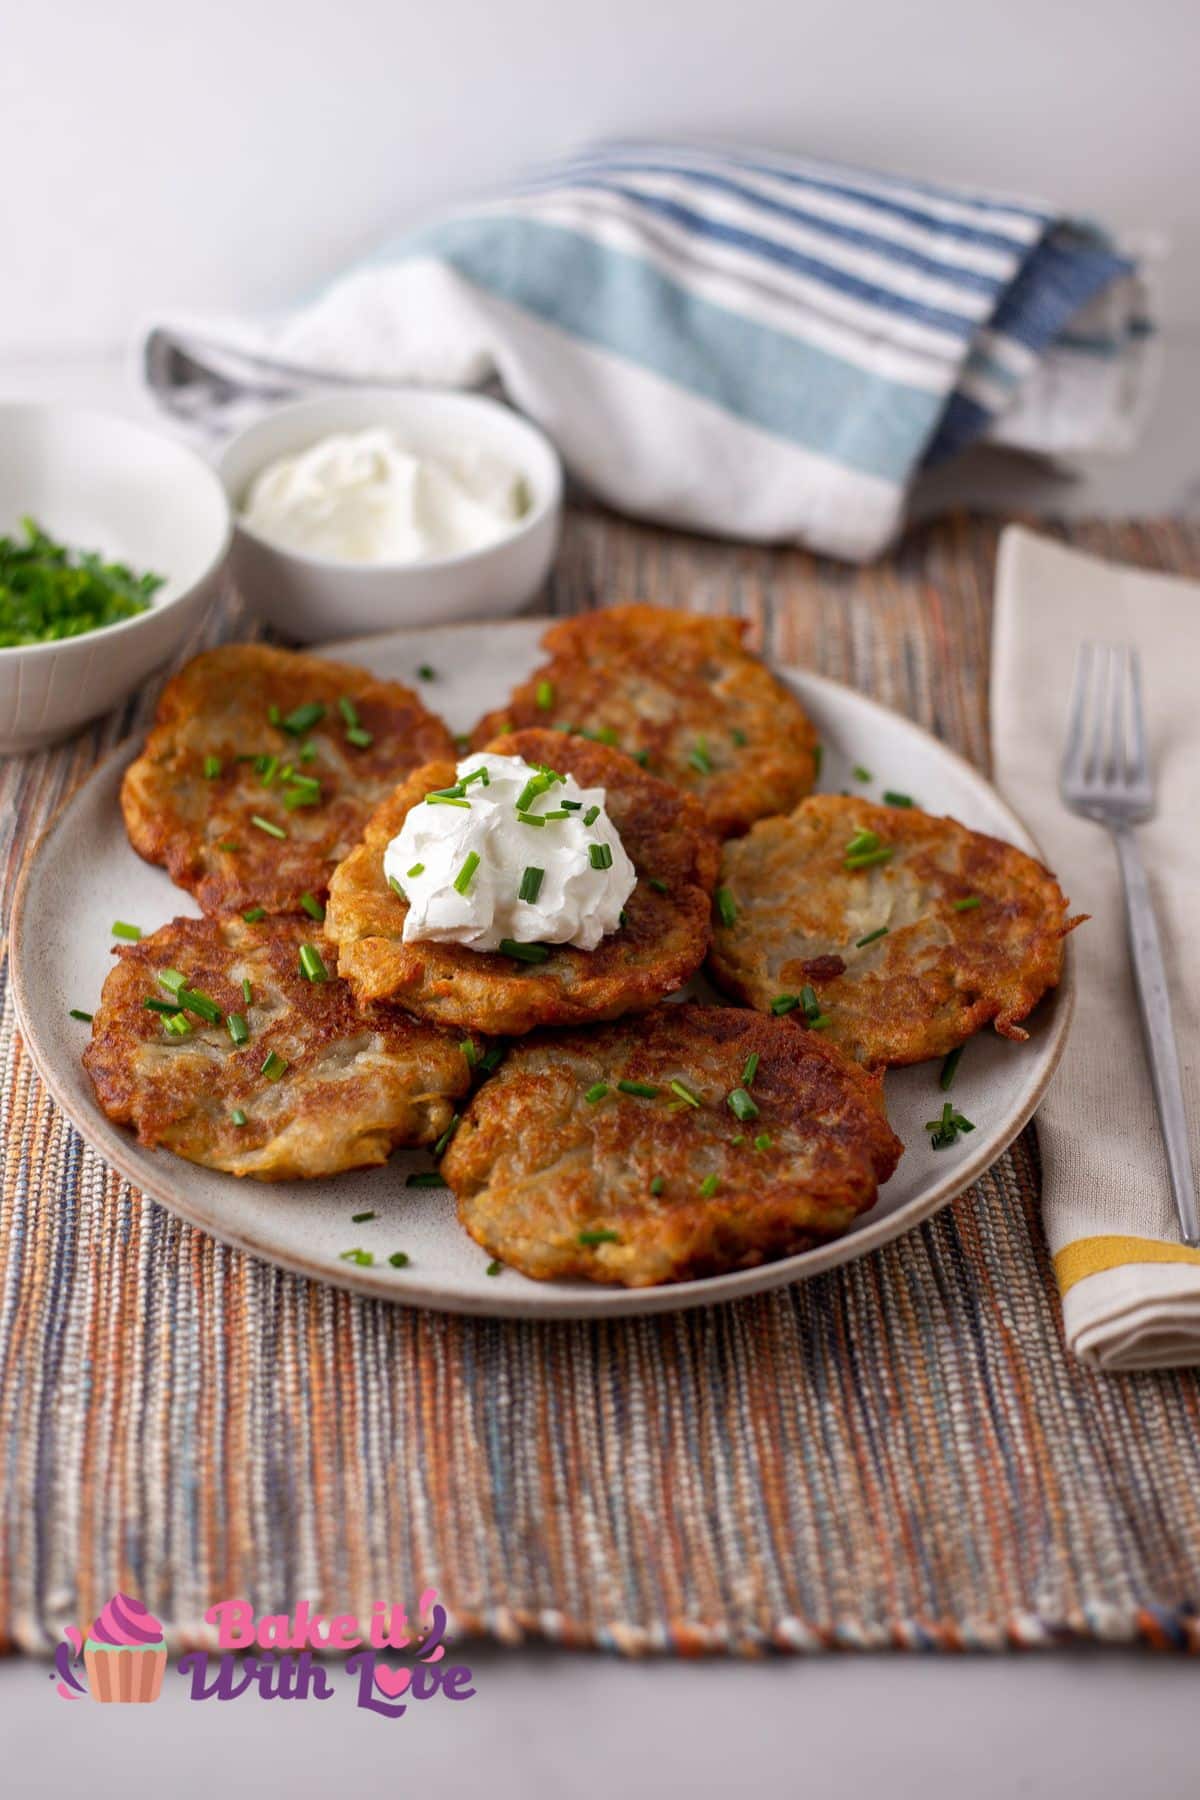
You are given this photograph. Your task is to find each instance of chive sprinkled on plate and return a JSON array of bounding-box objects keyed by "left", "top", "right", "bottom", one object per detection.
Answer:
[
  {"left": 346, "top": 726, "right": 373, "bottom": 749},
  {"left": 407, "top": 862, "right": 425, "bottom": 879},
  {"left": 215, "top": 841, "right": 241, "bottom": 853},
  {"left": 856, "top": 926, "right": 889, "bottom": 947},
  {"left": 939, "top": 1046, "right": 965, "bottom": 1091},
  {"left": 519, "top": 866, "right": 544, "bottom": 904},
  {"left": 339, "top": 1248, "right": 374, "bottom": 1265},
  {"left": 754, "top": 1132, "right": 772, "bottom": 1152},
  {"left": 268, "top": 704, "right": 281, "bottom": 727},
  {"left": 351, "top": 1209, "right": 376, "bottom": 1223},
  {"left": 242, "top": 978, "right": 253, "bottom": 1004},
  {"left": 699, "top": 1174, "right": 720, "bottom": 1199},
  {"left": 845, "top": 846, "right": 894, "bottom": 870},
  {"left": 499, "top": 938, "right": 551, "bottom": 963},
  {"left": 261, "top": 1049, "right": 288, "bottom": 1081},
  {"left": 578, "top": 1228, "right": 620, "bottom": 1246},
  {"left": 389, "top": 1251, "right": 410, "bottom": 1269},
  {"left": 617, "top": 1079, "right": 658, "bottom": 1098},
  {"left": 227, "top": 1012, "right": 249, "bottom": 1046},
  {"left": 649, "top": 1176, "right": 664, "bottom": 1196},
  {"left": 812, "top": 744, "right": 823, "bottom": 778},
  {"left": 669, "top": 1079, "right": 701, "bottom": 1109},
  {"left": 883, "top": 791, "right": 914, "bottom": 808},
  {"left": 406, "top": 1171, "right": 447, "bottom": 1188},
  {"left": 688, "top": 737, "right": 712, "bottom": 775},
  {"left": 853, "top": 764, "right": 872, "bottom": 782},
  {"left": 727, "top": 1086, "right": 759, "bottom": 1122},
  {"left": 281, "top": 701, "right": 326, "bottom": 736},
  {"left": 251, "top": 814, "right": 287, "bottom": 840},
  {"left": 433, "top": 1116, "right": 459, "bottom": 1158},
  {"left": 388, "top": 875, "right": 406, "bottom": 900},
  {"left": 647, "top": 876, "right": 669, "bottom": 894},
  {"left": 584, "top": 1081, "right": 610, "bottom": 1104},
  {"left": 203, "top": 755, "right": 222, "bottom": 780},
  {"left": 845, "top": 828, "right": 880, "bottom": 857},
  {"left": 731, "top": 1134, "right": 745, "bottom": 1146},
  {"left": 486, "top": 1259, "right": 503, "bottom": 1276},
  {"left": 453, "top": 851, "right": 480, "bottom": 895},
  {"left": 300, "top": 891, "right": 325, "bottom": 921},
  {"left": 111, "top": 920, "right": 141, "bottom": 941},
  {"left": 158, "top": 967, "right": 187, "bottom": 994},
  {"left": 259, "top": 754, "right": 280, "bottom": 787},
  {"left": 460, "top": 1038, "right": 478, "bottom": 1068},
  {"left": 299, "top": 739, "right": 317, "bottom": 763},
  {"left": 714, "top": 887, "right": 737, "bottom": 928},
  {"left": 163, "top": 1012, "right": 191, "bottom": 1037},
  {"left": 535, "top": 679, "right": 555, "bottom": 710},
  {"left": 243, "top": 906, "right": 266, "bottom": 923},
  {"left": 588, "top": 842, "right": 613, "bottom": 871},
  {"left": 582, "top": 805, "right": 600, "bottom": 828},
  {"left": 417, "top": 664, "right": 436, "bottom": 681},
  {"left": 179, "top": 986, "right": 222, "bottom": 1023},
  {"left": 560, "top": 799, "right": 582, "bottom": 812},
  {"left": 770, "top": 994, "right": 799, "bottom": 1015},
  {"left": 69, "top": 1008, "right": 93, "bottom": 1023},
  {"left": 741, "top": 1051, "right": 759, "bottom": 1086},
  {"left": 479, "top": 1043, "right": 507, "bottom": 1073},
  {"left": 299, "top": 944, "right": 328, "bottom": 983},
  {"left": 143, "top": 997, "right": 177, "bottom": 1015},
  {"left": 337, "top": 695, "right": 359, "bottom": 729},
  {"left": 953, "top": 895, "right": 982, "bottom": 912},
  {"left": 925, "top": 1100, "right": 975, "bottom": 1149},
  {"left": 231, "top": 1108, "right": 247, "bottom": 1127},
  {"left": 427, "top": 793, "right": 470, "bottom": 809},
  {"left": 517, "top": 811, "right": 546, "bottom": 827}
]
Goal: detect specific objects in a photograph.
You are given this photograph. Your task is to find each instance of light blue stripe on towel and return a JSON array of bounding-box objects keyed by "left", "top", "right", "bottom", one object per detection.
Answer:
[{"left": 393, "top": 214, "right": 944, "bottom": 479}]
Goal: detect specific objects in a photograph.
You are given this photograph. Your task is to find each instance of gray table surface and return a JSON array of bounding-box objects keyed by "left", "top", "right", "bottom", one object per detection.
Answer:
[{"left": 2, "top": 346, "right": 1197, "bottom": 1797}]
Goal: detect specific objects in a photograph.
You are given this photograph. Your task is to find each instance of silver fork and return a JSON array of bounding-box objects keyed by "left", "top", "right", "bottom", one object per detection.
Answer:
[{"left": 1060, "top": 643, "right": 1199, "bottom": 1246}]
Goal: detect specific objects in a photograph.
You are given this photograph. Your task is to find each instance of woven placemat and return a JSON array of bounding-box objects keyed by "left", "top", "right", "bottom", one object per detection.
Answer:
[{"left": 2, "top": 512, "right": 1199, "bottom": 1658}]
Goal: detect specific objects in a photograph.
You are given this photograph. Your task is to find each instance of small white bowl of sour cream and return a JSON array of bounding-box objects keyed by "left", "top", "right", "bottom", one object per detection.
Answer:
[{"left": 218, "top": 390, "right": 563, "bottom": 642}]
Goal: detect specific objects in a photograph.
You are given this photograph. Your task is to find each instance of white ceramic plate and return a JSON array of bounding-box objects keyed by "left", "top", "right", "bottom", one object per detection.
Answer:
[{"left": 11, "top": 619, "right": 1074, "bottom": 1319}]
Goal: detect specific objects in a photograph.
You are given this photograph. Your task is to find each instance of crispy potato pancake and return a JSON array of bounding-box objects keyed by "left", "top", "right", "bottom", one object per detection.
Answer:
[
  {"left": 83, "top": 916, "right": 477, "bottom": 1180},
  {"left": 121, "top": 645, "right": 455, "bottom": 916},
  {"left": 470, "top": 605, "right": 818, "bottom": 837},
  {"left": 325, "top": 728, "right": 720, "bottom": 1035},
  {"left": 709, "top": 795, "right": 1083, "bottom": 1066},
  {"left": 442, "top": 1004, "right": 901, "bottom": 1286}
]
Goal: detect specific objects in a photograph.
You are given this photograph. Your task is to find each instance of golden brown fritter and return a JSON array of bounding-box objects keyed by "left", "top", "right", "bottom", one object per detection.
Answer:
[
  {"left": 470, "top": 605, "right": 818, "bottom": 838},
  {"left": 442, "top": 1004, "right": 902, "bottom": 1287},
  {"left": 325, "top": 729, "right": 720, "bottom": 1035},
  {"left": 121, "top": 644, "right": 455, "bottom": 916},
  {"left": 83, "top": 916, "right": 478, "bottom": 1180},
  {"left": 709, "top": 795, "right": 1084, "bottom": 1066}
]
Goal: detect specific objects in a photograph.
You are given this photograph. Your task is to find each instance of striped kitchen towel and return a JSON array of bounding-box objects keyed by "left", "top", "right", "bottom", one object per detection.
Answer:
[{"left": 143, "top": 140, "right": 1158, "bottom": 561}]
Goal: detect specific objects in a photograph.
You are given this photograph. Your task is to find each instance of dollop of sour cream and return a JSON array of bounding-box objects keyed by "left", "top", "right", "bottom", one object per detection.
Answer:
[
  {"left": 241, "top": 427, "right": 528, "bottom": 565},
  {"left": 383, "top": 753, "right": 637, "bottom": 952}
]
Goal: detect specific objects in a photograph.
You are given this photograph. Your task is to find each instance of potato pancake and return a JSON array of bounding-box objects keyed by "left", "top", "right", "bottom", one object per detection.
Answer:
[
  {"left": 325, "top": 729, "right": 720, "bottom": 1035},
  {"left": 470, "top": 605, "right": 818, "bottom": 837},
  {"left": 84, "top": 916, "right": 478, "bottom": 1180},
  {"left": 442, "top": 1004, "right": 901, "bottom": 1286},
  {"left": 709, "top": 795, "right": 1083, "bottom": 1066},
  {"left": 121, "top": 644, "right": 455, "bottom": 916}
]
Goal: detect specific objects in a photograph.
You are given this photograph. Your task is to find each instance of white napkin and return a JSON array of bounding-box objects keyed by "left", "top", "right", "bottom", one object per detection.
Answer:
[{"left": 992, "top": 527, "right": 1200, "bottom": 1370}]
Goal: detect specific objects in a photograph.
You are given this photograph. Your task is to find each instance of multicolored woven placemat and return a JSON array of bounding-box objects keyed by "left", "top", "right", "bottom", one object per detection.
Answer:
[{"left": 2, "top": 513, "right": 1199, "bottom": 1659}]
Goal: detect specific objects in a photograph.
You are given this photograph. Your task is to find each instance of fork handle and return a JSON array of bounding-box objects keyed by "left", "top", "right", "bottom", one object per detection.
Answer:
[{"left": 1112, "top": 825, "right": 1200, "bottom": 1246}]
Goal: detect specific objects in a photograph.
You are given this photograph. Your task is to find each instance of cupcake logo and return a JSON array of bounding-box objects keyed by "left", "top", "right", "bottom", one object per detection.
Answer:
[{"left": 54, "top": 1594, "right": 168, "bottom": 1704}]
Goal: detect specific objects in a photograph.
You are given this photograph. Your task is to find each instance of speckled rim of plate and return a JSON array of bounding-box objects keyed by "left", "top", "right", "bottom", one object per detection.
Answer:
[{"left": 9, "top": 621, "right": 1075, "bottom": 1318}]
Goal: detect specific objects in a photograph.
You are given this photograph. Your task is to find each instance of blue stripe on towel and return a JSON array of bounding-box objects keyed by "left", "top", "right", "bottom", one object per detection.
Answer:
[{"left": 396, "top": 214, "right": 945, "bottom": 478}]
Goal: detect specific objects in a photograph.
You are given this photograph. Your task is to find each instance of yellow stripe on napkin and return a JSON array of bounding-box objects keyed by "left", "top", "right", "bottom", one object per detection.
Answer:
[{"left": 1054, "top": 1235, "right": 1200, "bottom": 1295}]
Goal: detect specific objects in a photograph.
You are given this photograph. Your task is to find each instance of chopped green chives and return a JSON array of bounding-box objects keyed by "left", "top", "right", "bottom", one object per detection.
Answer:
[
  {"left": 800, "top": 985, "right": 822, "bottom": 1022},
  {"left": 741, "top": 1052, "right": 759, "bottom": 1086},
  {"left": 714, "top": 887, "right": 737, "bottom": 928},
  {"left": 426, "top": 793, "right": 470, "bottom": 809},
  {"left": 688, "top": 737, "right": 712, "bottom": 775},
  {"left": 853, "top": 765, "right": 872, "bottom": 782},
  {"left": 433, "top": 1116, "right": 460, "bottom": 1158},
  {"left": 845, "top": 829, "right": 881, "bottom": 856},
  {"left": 647, "top": 877, "right": 669, "bottom": 894},
  {"left": 258, "top": 754, "right": 280, "bottom": 786},
  {"left": 560, "top": 799, "right": 582, "bottom": 812},
  {"left": 498, "top": 939, "right": 551, "bottom": 963},
  {"left": 631, "top": 750, "right": 650, "bottom": 767},
  {"left": 242, "top": 907, "right": 266, "bottom": 923},
  {"left": 578, "top": 1229, "right": 620, "bottom": 1246},
  {"left": 111, "top": 920, "right": 141, "bottom": 941},
  {"left": 163, "top": 1012, "right": 191, "bottom": 1037},
  {"left": 281, "top": 701, "right": 326, "bottom": 736},
  {"left": 283, "top": 786, "right": 321, "bottom": 811},
  {"left": 338, "top": 696, "right": 360, "bottom": 730},
  {"left": 514, "top": 772, "right": 553, "bottom": 813},
  {"left": 417, "top": 664, "right": 436, "bottom": 681},
  {"left": 535, "top": 679, "right": 555, "bottom": 710},
  {"left": 699, "top": 1174, "right": 720, "bottom": 1198},
  {"left": 432, "top": 781, "right": 468, "bottom": 798},
  {"left": 339, "top": 1248, "right": 374, "bottom": 1266},
  {"left": 939, "top": 1046, "right": 965, "bottom": 1092},
  {"left": 69, "top": 1008, "right": 93, "bottom": 1022},
  {"left": 406, "top": 1171, "right": 447, "bottom": 1188},
  {"left": 300, "top": 891, "right": 325, "bottom": 921},
  {"left": 351, "top": 1209, "right": 376, "bottom": 1222},
  {"left": 479, "top": 1043, "right": 507, "bottom": 1074},
  {"left": 143, "top": 997, "right": 178, "bottom": 1015},
  {"left": 812, "top": 744, "right": 823, "bottom": 778},
  {"left": 268, "top": 704, "right": 281, "bottom": 726},
  {"left": 727, "top": 1087, "right": 759, "bottom": 1122},
  {"left": 460, "top": 766, "right": 490, "bottom": 788},
  {"left": 203, "top": 755, "right": 222, "bottom": 780},
  {"left": 299, "top": 739, "right": 318, "bottom": 764},
  {"left": 731, "top": 727, "right": 748, "bottom": 747},
  {"left": 388, "top": 876, "right": 406, "bottom": 900},
  {"left": 215, "top": 841, "right": 241, "bottom": 852},
  {"left": 731, "top": 1134, "right": 745, "bottom": 1147},
  {"left": 856, "top": 926, "right": 889, "bottom": 947},
  {"left": 158, "top": 968, "right": 187, "bottom": 994},
  {"left": 261, "top": 1049, "right": 288, "bottom": 1081},
  {"left": 518, "top": 866, "right": 544, "bottom": 904},
  {"left": 845, "top": 847, "right": 894, "bottom": 870},
  {"left": 588, "top": 842, "right": 613, "bottom": 871},
  {"left": 517, "top": 811, "right": 546, "bottom": 827},
  {"left": 925, "top": 1100, "right": 975, "bottom": 1149},
  {"left": 754, "top": 1133, "right": 772, "bottom": 1152},
  {"left": 251, "top": 814, "right": 287, "bottom": 840},
  {"left": 770, "top": 994, "right": 799, "bottom": 1016},
  {"left": 582, "top": 805, "right": 600, "bottom": 828},
  {"left": 285, "top": 772, "right": 321, "bottom": 796},
  {"left": 584, "top": 1082, "right": 610, "bottom": 1104},
  {"left": 453, "top": 851, "right": 480, "bottom": 896},
  {"left": 231, "top": 1108, "right": 247, "bottom": 1127},
  {"left": 649, "top": 1176, "right": 665, "bottom": 1196},
  {"left": 541, "top": 809, "right": 571, "bottom": 821},
  {"left": 617, "top": 1079, "right": 659, "bottom": 1098},
  {"left": 486, "top": 1259, "right": 504, "bottom": 1276},
  {"left": 389, "top": 1251, "right": 410, "bottom": 1269},
  {"left": 227, "top": 1012, "right": 249, "bottom": 1046},
  {"left": 407, "top": 863, "right": 425, "bottom": 879},
  {"left": 346, "top": 728, "right": 373, "bottom": 749},
  {"left": 953, "top": 896, "right": 983, "bottom": 913},
  {"left": 178, "top": 986, "right": 222, "bottom": 1024},
  {"left": 299, "top": 944, "right": 329, "bottom": 983},
  {"left": 669, "top": 1079, "right": 701, "bottom": 1109},
  {"left": 883, "top": 791, "right": 914, "bottom": 808},
  {"left": 242, "top": 978, "right": 253, "bottom": 1004},
  {"left": 460, "top": 1038, "right": 478, "bottom": 1068}
]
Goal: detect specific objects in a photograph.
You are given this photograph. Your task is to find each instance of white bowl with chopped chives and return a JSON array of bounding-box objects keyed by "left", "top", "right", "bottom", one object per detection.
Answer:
[{"left": 0, "top": 404, "right": 231, "bottom": 754}]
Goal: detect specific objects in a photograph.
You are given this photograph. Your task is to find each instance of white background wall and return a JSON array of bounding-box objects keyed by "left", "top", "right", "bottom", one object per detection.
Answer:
[{"left": 2, "top": 0, "right": 1198, "bottom": 357}]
